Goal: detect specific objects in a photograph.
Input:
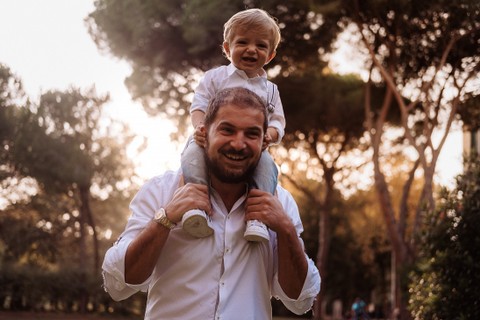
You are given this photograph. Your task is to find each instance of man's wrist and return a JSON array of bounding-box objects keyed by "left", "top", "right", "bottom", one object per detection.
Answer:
[{"left": 153, "top": 208, "right": 176, "bottom": 229}]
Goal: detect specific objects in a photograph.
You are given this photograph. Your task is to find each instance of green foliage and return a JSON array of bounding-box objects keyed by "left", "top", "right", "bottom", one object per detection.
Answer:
[
  {"left": 409, "top": 157, "right": 480, "bottom": 319},
  {"left": 11, "top": 88, "right": 134, "bottom": 192},
  {"left": 459, "top": 95, "right": 480, "bottom": 130},
  {"left": 86, "top": 0, "right": 341, "bottom": 136},
  {"left": 275, "top": 70, "right": 402, "bottom": 140},
  {"left": 320, "top": 0, "right": 480, "bottom": 80},
  {"left": 0, "top": 61, "right": 138, "bottom": 312},
  {"left": 0, "top": 263, "right": 145, "bottom": 314},
  {"left": 0, "top": 64, "right": 28, "bottom": 181}
]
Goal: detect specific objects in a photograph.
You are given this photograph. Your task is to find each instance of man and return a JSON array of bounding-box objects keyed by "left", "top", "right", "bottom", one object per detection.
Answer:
[{"left": 102, "top": 87, "right": 321, "bottom": 319}]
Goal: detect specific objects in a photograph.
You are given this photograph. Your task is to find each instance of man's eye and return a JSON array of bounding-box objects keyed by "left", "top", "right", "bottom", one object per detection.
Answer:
[
  {"left": 220, "top": 127, "right": 234, "bottom": 134},
  {"left": 246, "top": 131, "right": 261, "bottom": 138}
]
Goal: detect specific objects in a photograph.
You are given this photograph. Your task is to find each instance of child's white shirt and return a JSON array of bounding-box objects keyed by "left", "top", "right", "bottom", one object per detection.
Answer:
[{"left": 191, "top": 63, "right": 286, "bottom": 144}]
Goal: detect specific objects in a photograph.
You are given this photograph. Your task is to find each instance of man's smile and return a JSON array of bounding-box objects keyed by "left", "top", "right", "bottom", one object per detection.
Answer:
[{"left": 222, "top": 150, "right": 249, "bottom": 162}]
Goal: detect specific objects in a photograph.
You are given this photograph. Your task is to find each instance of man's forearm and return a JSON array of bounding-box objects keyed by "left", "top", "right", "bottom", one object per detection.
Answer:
[
  {"left": 125, "top": 221, "right": 170, "bottom": 284},
  {"left": 277, "top": 223, "right": 308, "bottom": 299}
]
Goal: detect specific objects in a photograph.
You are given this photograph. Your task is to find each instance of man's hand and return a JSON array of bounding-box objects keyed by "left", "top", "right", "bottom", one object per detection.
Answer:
[
  {"left": 245, "top": 189, "right": 291, "bottom": 233},
  {"left": 165, "top": 181, "right": 211, "bottom": 223}
]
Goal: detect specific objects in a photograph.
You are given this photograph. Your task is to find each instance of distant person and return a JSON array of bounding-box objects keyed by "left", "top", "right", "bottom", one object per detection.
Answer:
[
  {"left": 181, "top": 8, "right": 286, "bottom": 243},
  {"left": 352, "top": 297, "right": 370, "bottom": 320},
  {"left": 102, "top": 87, "right": 320, "bottom": 319}
]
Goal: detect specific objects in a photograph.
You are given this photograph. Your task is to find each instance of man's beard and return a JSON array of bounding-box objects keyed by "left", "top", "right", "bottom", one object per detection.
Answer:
[{"left": 205, "top": 148, "right": 259, "bottom": 184}]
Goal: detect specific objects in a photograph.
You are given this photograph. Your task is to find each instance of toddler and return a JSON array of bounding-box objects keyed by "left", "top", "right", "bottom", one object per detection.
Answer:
[{"left": 181, "top": 8, "right": 286, "bottom": 242}]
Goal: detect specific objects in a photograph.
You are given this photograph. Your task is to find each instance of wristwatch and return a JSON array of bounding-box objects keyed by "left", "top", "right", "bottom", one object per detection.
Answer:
[{"left": 154, "top": 208, "right": 176, "bottom": 229}]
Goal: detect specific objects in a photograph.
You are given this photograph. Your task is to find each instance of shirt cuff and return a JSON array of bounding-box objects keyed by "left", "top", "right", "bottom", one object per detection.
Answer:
[
  {"left": 272, "top": 257, "right": 321, "bottom": 315},
  {"left": 102, "top": 237, "right": 150, "bottom": 300}
]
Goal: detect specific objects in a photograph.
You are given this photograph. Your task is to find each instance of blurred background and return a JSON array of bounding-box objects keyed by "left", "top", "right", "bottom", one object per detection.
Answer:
[{"left": 1, "top": 1, "right": 479, "bottom": 319}]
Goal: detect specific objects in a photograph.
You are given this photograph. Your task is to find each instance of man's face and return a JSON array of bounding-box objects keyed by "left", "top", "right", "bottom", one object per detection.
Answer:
[{"left": 205, "top": 103, "right": 264, "bottom": 184}]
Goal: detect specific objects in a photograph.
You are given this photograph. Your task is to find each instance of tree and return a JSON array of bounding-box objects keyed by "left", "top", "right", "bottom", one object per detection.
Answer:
[
  {"left": 409, "top": 157, "right": 480, "bottom": 319},
  {"left": 275, "top": 69, "right": 405, "bottom": 317},
  {"left": 86, "top": 2, "right": 480, "bottom": 318},
  {"left": 86, "top": 0, "right": 340, "bottom": 138},
  {"left": 12, "top": 88, "right": 135, "bottom": 272},
  {"left": 0, "top": 64, "right": 28, "bottom": 182},
  {"left": 0, "top": 68, "right": 136, "bottom": 311},
  {"left": 316, "top": 1, "right": 480, "bottom": 318},
  {"left": 273, "top": 70, "right": 367, "bottom": 317}
]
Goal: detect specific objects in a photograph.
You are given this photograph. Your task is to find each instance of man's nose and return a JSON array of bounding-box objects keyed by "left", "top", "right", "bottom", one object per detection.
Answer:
[{"left": 230, "top": 133, "right": 247, "bottom": 150}]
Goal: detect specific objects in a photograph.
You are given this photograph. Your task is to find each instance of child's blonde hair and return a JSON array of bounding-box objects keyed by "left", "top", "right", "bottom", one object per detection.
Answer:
[{"left": 223, "top": 8, "right": 281, "bottom": 55}]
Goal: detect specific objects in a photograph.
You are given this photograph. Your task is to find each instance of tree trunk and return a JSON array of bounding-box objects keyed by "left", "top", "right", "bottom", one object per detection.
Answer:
[
  {"left": 77, "top": 185, "right": 100, "bottom": 312},
  {"left": 78, "top": 189, "right": 88, "bottom": 313},
  {"left": 312, "top": 167, "right": 334, "bottom": 320},
  {"left": 80, "top": 186, "right": 100, "bottom": 272}
]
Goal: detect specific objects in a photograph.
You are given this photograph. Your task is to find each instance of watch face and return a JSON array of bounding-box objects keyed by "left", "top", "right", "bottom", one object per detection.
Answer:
[
  {"left": 155, "top": 208, "right": 165, "bottom": 220},
  {"left": 154, "top": 208, "right": 174, "bottom": 229}
]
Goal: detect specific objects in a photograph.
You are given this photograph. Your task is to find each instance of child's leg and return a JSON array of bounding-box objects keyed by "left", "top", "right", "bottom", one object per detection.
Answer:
[
  {"left": 181, "top": 137, "right": 208, "bottom": 185},
  {"left": 244, "top": 150, "right": 278, "bottom": 242},
  {"left": 252, "top": 150, "right": 278, "bottom": 194},
  {"left": 180, "top": 137, "right": 213, "bottom": 238}
]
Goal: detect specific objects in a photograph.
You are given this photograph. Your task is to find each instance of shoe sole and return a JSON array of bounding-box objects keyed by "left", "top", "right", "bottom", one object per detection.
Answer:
[
  {"left": 244, "top": 228, "right": 269, "bottom": 242},
  {"left": 183, "top": 215, "right": 213, "bottom": 238}
]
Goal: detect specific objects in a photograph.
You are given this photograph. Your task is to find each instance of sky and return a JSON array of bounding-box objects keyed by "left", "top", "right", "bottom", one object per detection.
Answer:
[
  {"left": 0, "top": 0, "right": 181, "bottom": 179},
  {"left": 0, "top": 0, "right": 464, "bottom": 188}
]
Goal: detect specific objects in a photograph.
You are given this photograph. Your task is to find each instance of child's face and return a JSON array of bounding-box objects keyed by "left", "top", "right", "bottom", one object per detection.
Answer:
[{"left": 223, "top": 28, "right": 276, "bottom": 78}]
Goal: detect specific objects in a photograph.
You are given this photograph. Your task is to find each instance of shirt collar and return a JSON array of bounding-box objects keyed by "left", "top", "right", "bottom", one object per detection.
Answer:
[
  {"left": 226, "top": 63, "right": 267, "bottom": 80},
  {"left": 209, "top": 181, "right": 250, "bottom": 214}
]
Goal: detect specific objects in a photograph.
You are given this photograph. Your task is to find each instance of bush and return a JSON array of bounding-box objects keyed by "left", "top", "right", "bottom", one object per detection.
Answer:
[
  {"left": 409, "top": 158, "right": 480, "bottom": 319},
  {"left": 0, "top": 264, "right": 145, "bottom": 315}
]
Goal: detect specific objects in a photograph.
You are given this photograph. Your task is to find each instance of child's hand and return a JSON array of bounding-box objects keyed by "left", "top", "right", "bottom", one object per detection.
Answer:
[
  {"left": 263, "top": 127, "right": 277, "bottom": 150},
  {"left": 194, "top": 124, "right": 206, "bottom": 148},
  {"left": 263, "top": 132, "right": 272, "bottom": 150}
]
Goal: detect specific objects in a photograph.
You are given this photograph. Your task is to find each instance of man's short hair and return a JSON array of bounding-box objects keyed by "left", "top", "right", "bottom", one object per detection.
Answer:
[{"left": 204, "top": 87, "right": 268, "bottom": 132}]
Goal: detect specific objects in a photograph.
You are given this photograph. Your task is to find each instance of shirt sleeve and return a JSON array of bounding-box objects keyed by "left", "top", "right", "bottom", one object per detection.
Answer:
[
  {"left": 102, "top": 174, "right": 178, "bottom": 300},
  {"left": 267, "top": 83, "right": 286, "bottom": 144},
  {"left": 102, "top": 237, "right": 150, "bottom": 301},
  {"left": 271, "top": 187, "right": 321, "bottom": 315},
  {"left": 190, "top": 69, "right": 217, "bottom": 114}
]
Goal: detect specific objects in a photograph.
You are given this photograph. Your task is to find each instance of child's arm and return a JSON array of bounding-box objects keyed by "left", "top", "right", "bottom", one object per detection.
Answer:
[
  {"left": 191, "top": 110, "right": 205, "bottom": 129},
  {"left": 191, "top": 110, "right": 207, "bottom": 148},
  {"left": 267, "top": 83, "right": 286, "bottom": 146}
]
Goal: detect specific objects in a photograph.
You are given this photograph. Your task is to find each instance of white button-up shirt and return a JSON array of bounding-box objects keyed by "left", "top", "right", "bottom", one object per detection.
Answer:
[
  {"left": 191, "top": 63, "right": 286, "bottom": 144},
  {"left": 102, "top": 170, "right": 320, "bottom": 320}
]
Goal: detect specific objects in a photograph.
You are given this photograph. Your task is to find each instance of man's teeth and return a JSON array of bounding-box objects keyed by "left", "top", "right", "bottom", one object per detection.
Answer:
[{"left": 226, "top": 153, "right": 245, "bottom": 160}]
